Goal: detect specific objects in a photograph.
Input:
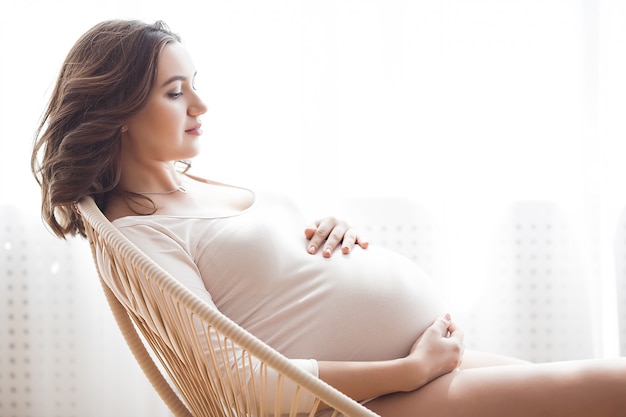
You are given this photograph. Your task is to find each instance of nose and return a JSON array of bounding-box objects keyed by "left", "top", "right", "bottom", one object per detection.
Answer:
[{"left": 189, "top": 91, "right": 208, "bottom": 116}]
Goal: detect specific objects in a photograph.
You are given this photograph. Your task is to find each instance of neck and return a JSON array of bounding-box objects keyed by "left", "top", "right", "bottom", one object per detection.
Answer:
[
  {"left": 118, "top": 162, "right": 187, "bottom": 196},
  {"left": 131, "top": 179, "right": 187, "bottom": 195}
]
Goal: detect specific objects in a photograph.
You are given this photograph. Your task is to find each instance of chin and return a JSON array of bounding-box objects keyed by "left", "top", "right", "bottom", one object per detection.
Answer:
[{"left": 183, "top": 147, "right": 201, "bottom": 161}]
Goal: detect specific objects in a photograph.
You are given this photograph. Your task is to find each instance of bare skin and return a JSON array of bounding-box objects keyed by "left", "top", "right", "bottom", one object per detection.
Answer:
[
  {"left": 367, "top": 356, "right": 626, "bottom": 417},
  {"left": 317, "top": 315, "right": 626, "bottom": 417}
]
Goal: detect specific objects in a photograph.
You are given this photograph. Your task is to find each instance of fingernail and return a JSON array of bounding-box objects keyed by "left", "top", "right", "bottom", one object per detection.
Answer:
[
  {"left": 324, "top": 248, "right": 331, "bottom": 257},
  {"left": 308, "top": 246, "right": 316, "bottom": 254},
  {"left": 443, "top": 313, "right": 451, "bottom": 320}
]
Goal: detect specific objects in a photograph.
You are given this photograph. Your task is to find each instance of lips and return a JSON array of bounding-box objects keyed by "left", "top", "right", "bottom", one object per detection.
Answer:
[{"left": 185, "top": 123, "right": 203, "bottom": 135}]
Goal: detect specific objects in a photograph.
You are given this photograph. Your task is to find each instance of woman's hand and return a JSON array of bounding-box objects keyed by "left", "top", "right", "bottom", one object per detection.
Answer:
[
  {"left": 400, "top": 314, "right": 465, "bottom": 391},
  {"left": 304, "top": 216, "right": 369, "bottom": 258},
  {"left": 317, "top": 314, "right": 464, "bottom": 402}
]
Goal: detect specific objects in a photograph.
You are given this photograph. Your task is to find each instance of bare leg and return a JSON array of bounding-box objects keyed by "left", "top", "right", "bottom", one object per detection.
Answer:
[
  {"left": 460, "top": 349, "right": 531, "bottom": 368},
  {"left": 366, "top": 351, "right": 626, "bottom": 417}
]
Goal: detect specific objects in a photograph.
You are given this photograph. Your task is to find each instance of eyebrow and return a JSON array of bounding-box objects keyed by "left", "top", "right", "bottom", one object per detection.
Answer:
[{"left": 160, "top": 72, "right": 197, "bottom": 88}]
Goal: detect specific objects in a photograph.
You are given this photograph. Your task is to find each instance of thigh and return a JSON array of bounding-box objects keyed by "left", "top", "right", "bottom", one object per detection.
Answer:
[
  {"left": 460, "top": 349, "right": 531, "bottom": 369},
  {"left": 365, "top": 357, "right": 626, "bottom": 417}
]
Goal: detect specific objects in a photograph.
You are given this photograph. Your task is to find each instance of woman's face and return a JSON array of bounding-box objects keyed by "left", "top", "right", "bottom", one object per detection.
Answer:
[{"left": 122, "top": 41, "right": 207, "bottom": 164}]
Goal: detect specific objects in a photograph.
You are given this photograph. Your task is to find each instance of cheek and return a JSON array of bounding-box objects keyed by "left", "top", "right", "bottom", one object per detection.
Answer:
[
  {"left": 126, "top": 100, "right": 184, "bottom": 143},
  {"left": 152, "top": 104, "right": 184, "bottom": 134}
]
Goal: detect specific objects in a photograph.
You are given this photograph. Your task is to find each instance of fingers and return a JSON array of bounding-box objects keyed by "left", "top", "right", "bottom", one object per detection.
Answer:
[
  {"left": 448, "top": 320, "right": 465, "bottom": 343},
  {"left": 305, "top": 217, "right": 368, "bottom": 257},
  {"left": 354, "top": 234, "right": 369, "bottom": 251},
  {"left": 441, "top": 314, "right": 465, "bottom": 368},
  {"left": 432, "top": 314, "right": 465, "bottom": 357},
  {"left": 305, "top": 217, "right": 343, "bottom": 257},
  {"left": 443, "top": 315, "right": 464, "bottom": 342},
  {"left": 326, "top": 217, "right": 347, "bottom": 257},
  {"left": 433, "top": 313, "right": 453, "bottom": 337},
  {"left": 341, "top": 229, "right": 369, "bottom": 254}
]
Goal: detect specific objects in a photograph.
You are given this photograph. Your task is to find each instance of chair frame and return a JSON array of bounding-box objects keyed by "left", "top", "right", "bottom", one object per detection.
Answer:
[{"left": 77, "top": 196, "right": 379, "bottom": 417}]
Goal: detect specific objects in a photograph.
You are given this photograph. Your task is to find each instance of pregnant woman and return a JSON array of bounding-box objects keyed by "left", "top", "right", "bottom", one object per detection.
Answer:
[{"left": 32, "top": 19, "right": 626, "bottom": 416}]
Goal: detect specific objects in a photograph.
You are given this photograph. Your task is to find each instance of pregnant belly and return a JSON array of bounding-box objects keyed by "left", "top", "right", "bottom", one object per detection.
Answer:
[{"left": 271, "top": 246, "right": 446, "bottom": 362}]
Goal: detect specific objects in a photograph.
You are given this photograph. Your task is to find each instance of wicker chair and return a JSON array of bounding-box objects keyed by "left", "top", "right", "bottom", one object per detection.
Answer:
[{"left": 77, "top": 196, "right": 379, "bottom": 417}]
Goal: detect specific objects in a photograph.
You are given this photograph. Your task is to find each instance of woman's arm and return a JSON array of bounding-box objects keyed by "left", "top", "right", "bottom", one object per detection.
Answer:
[{"left": 318, "top": 314, "right": 465, "bottom": 401}]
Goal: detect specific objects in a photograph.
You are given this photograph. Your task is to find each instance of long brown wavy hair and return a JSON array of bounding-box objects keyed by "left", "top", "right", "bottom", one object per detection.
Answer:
[{"left": 31, "top": 19, "right": 181, "bottom": 239}]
